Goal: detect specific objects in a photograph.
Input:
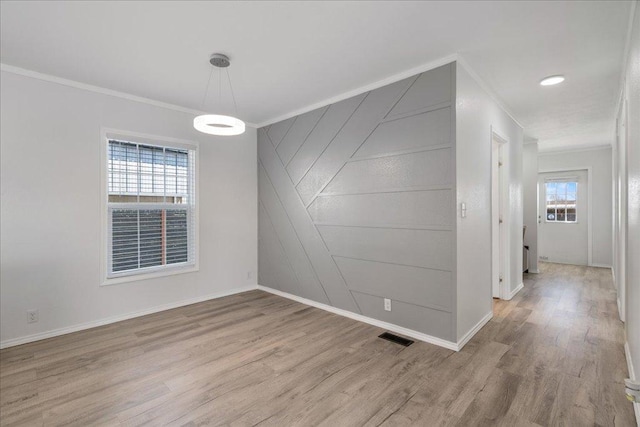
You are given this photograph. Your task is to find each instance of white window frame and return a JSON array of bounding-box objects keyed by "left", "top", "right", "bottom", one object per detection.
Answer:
[
  {"left": 100, "top": 128, "right": 199, "bottom": 286},
  {"left": 544, "top": 178, "right": 579, "bottom": 224}
]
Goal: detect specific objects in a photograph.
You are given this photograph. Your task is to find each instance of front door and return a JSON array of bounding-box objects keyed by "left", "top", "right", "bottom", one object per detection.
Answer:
[{"left": 538, "top": 169, "right": 588, "bottom": 266}]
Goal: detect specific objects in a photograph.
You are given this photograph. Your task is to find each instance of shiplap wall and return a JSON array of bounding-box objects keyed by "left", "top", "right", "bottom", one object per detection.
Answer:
[{"left": 258, "top": 63, "right": 456, "bottom": 340}]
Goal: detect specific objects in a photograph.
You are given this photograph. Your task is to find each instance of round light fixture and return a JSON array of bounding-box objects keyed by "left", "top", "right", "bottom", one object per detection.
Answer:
[
  {"left": 194, "top": 53, "right": 245, "bottom": 136},
  {"left": 540, "top": 75, "right": 565, "bottom": 86},
  {"left": 194, "top": 114, "right": 246, "bottom": 136}
]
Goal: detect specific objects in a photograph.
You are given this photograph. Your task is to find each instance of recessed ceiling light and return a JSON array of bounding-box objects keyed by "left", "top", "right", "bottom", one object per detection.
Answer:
[{"left": 540, "top": 75, "right": 565, "bottom": 86}]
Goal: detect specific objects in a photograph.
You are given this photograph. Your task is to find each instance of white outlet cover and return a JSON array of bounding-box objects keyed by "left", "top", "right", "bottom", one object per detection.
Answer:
[{"left": 384, "top": 298, "right": 391, "bottom": 311}]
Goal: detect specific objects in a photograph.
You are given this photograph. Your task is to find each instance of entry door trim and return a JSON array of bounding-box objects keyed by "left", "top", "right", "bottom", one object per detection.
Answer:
[{"left": 539, "top": 166, "right": 593, "bottom": 267}]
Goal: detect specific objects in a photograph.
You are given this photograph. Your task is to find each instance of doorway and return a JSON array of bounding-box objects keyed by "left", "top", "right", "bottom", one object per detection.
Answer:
[
  {"left": 614, "top": 97, "right": 627, "bottom": 322},
  {"left": 538, "top": 169, "right": 589, "bottom": 266},
  {"left": 491, "top": 131, "right": 507, "bottom": 299}
]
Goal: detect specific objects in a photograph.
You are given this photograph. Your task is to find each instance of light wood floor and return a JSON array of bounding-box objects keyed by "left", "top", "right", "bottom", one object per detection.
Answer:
[{"left": 0, "top": 263, "right": 635, "bottom": 426}]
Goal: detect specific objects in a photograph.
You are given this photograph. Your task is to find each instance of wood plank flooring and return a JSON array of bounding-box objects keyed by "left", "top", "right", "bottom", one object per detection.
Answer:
[{"left": 0, "top": 263, "right": 635, "bottom": 426}]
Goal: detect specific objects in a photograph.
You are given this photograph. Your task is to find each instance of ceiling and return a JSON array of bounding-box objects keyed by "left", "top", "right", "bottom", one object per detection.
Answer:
[{"left": 0, "top": 1, "right": 632, "bottom": 151}]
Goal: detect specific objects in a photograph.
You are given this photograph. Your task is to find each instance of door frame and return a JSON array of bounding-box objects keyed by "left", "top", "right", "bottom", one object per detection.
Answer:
[
  {"left": 538, "top": 166, "right": 593, "bottom": 267},
  {"left": 614, "top": 95, "right": 627, "bottom": 322},
  {"left": 491, "top": 127, "right": 508, "bottom": 300}
]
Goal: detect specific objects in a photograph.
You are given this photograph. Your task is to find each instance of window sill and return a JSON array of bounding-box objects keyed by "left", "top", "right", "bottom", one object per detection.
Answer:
[{"left": 101, "top": 264, "right": 199, "bottom": 287}]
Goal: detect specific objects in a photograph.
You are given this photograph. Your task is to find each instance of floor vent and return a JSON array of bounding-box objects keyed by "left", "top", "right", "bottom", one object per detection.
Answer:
[{"left": 378, "top": 332, "right": 414, "bottom": 347}]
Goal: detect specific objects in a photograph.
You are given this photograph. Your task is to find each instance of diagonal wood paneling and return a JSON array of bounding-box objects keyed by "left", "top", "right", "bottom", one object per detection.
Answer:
[
  {"left": 276, "top": 107, "right": 328, "bottom": 166},
  {"left": 317, "top": 225, "right": 453, "bottom": 271},
  {"left": 322, "top": 148, "right": 453, "bottom": 196},
  {"left": 258, "top": 201, "right": 301, "bottom": 295},
  {"left": 353, "top": 105, "right": 451, "bottom": 159},
  {"left": 386, "top": 64, "right": 452, "bottom": 119},
  {"left": 258, "top": 62, "right": 456, "bottom": 340},
  {"left": 334, "top": 256, "right": 452, "bottom": 312},
  {"left": 287, "top": 94, "right": 367, "bottom": 185},
  {"left": 258, "top": 162, "right": 330, "bottom": 304},
  {"left": 308, "top": 190, "right": 453, "bottom": 229},
  {"left": 259, "top": 129, "right": 359, "bottom": 312},
  {"left": 295, "top": 75, "right": 418, "bottom": 207},
  {"left": 267, "top": 117, "right": 295, "bottom": 148}
]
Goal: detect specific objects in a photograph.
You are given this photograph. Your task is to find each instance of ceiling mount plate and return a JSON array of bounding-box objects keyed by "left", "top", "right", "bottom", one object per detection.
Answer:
[{"left": 209, "top": 53, "right": 230, "bottom": 68}]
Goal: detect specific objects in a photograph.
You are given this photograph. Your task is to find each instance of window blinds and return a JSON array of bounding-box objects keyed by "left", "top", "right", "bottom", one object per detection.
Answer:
[{"left": 107, "top": 140, "right": 195, "bottom": 277}]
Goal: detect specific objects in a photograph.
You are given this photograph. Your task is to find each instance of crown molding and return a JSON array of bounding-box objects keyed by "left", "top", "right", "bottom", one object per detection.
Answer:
[
  {"left": 454, "top": 55, "right": 524, "bottom": 130},
  {"left": 255, "top": 53, "right": 460, "bottom": 128},
  {"left": 255, "top": 53, "right": 524, "bottom": 131},
  {"left": 538, "top": 143, "right": 612, "bottom": 155},
  {"left": 0, "top": 63, "right": 259, "bottom": 128},
  {"left": 2, "top": 54, "right": 525, "bottom": 133},
  {"left": 616, "top": 0, "right": 638, "bottom": 112}
]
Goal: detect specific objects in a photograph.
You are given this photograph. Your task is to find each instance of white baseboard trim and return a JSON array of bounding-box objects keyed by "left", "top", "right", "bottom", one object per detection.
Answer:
[
  {"left": 456, "top": 311, "right": 493, "bottom": 350},
  {"left": 590, "top": 263, "right": 612, "bottom": 269},
  {"left": 624, "top": 342, "right": 640, "bottom": 426},
  {"left": 504, "top": 282, "right": 524, "bottom": 301},
  {"left": 611, "top": 268, "right": 625, "bottom": 322},
  {"left": 527, "top": 269, "right": 540, "bottom": 274},
  {"left": 0, "top": 285, "right": 256, "bottom": 350},
  {"left": 618, "top": 298, "right": 625, "bottom": 323},
  {"left": 257, "top": 285, "right": 464, "bottom": 351}
]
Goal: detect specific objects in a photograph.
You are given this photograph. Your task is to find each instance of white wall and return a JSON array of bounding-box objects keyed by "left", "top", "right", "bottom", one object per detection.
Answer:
[
  {"left": 616, "top": 4, "right": 640, "bottom": 422},
  {"left": 0, "top": 71, "right": 258, "bottom": 346},
  {"left": 538, "top": 147, "right": 613, "bottom": 267},
  {"left": 455, "top": 63, "right": 524, "bottom": 340},
  {"left": 523, "top": 141, "right": 539, "bottom": 273}
]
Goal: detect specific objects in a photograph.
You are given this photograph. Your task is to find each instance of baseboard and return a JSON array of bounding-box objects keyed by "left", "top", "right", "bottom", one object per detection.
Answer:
[
  {"left": 590, "top": 263, "right": 612, "bottom": 269},
  {"left": 624, "top": 342, "right": 640, "bottom": 425},
  {"left": 541, "top": 260, "right": 611, "bottom": 268},
  {"left": 527, "top": 269, "right": 539, "bottom": 274},
  {"left": 456, "top": 311, "right": 493, "bottom": 350},
  {"left": 612, "top": 268, "right": 625, "bottom": 322},
  {"left": 618, "top": 298, "right": 625, "bottom": 323},
  {"left": 256, "top": 285, "right": 460, "bottom": 351},
  {"left": 504, "top": 282, "right": 524, "bottom": 301},
  {"left": 0, "top": 285, "right": 256, "bottom": 349}
]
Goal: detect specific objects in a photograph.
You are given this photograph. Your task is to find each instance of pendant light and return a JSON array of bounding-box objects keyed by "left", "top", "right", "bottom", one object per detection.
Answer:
[{"left": 194, "top": 53, "right": 245, "bottom": 136}]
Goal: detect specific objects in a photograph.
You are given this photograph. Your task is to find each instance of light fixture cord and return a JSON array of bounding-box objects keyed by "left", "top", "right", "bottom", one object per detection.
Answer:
[
  {"left": 201, "top": 66, "right": 214, "bottom": 109},
  {"left": 226, "top": 68, "right": 239, "bottom": 116}
]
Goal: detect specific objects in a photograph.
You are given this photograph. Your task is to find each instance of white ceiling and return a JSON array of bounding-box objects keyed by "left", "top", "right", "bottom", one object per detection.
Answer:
[{"left": 0, "top": 1, "right": 632, "bottom": 151}]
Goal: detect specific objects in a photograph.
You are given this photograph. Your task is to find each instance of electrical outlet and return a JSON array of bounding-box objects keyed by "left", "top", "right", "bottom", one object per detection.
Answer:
[
  {"left": 384, "top": 298, "right": 391, "bottom": 312},
  {"left": 247, "top": 271, "right": 253, "bottom": 280},
  {"left": 27, "top": 309, "right": 39, "bottom": 323}
]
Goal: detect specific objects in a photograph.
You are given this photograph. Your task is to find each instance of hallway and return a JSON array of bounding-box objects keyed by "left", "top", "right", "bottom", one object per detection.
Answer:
[{"left": 484, "top": 262, "right": 633, "bottom": 425}]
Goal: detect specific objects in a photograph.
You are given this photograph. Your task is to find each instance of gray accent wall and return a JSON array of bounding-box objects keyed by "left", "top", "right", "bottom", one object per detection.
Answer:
[{"left": 258, "top": 63, "right": 456, "bottom": 341}]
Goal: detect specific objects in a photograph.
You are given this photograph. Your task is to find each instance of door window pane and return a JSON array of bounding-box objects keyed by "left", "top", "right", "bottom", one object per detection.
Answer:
[{"left": 545, "top": 181, "right": 578, "bottom": 223}]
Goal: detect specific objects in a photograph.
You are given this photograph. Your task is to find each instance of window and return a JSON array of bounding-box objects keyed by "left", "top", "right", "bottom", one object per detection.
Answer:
[
  {"left": 105, "top": 136, "right": 196, "bottom": 280},
  {"left": 545, "top": 180, "right": 577, "bottom": 223}
]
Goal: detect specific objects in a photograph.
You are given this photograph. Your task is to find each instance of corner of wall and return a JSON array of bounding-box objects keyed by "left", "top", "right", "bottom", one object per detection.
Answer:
[
  {"left": 454, "top": 60, "right": 523, "bottom": 341},
  {"left": 523, "top": 141, "right": 539, "bottom": 274},
  {"left": 456, "top": 310, "right": 493, "bottom": 350}
]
